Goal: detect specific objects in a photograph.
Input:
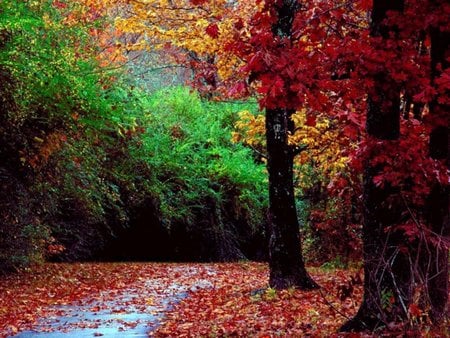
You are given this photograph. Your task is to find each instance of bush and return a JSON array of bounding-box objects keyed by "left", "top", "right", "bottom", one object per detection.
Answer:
[{"left": 122, "top": 87, "right": 269, "bottom": 261}]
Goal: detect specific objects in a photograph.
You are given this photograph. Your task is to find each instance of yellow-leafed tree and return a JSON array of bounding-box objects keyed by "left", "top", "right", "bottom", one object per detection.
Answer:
[{"left": 233, "top": 109, "right": 361, "bottom": 263}]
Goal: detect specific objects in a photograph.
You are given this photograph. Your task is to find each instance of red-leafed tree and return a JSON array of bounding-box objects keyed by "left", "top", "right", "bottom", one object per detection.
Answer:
[
  {"left": 229, "top": 0, "right": 374, "bottom": 289},
  {"left": 340, "top": 1, "right": 411, "bottom": 330},
  {"left": 340, "top": 0, "right": 449, "bottom": 330},
  {"left": 263, "top": 1, "right": 319, "bottom": 290},
  {"left": 233, "top": 0, "right": 320, "bottom": 290}
]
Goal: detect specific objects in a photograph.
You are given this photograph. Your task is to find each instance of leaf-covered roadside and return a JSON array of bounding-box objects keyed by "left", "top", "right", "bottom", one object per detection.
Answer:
[
  {"left": 0, "top": 262, "right": 361, "bottom": 337},
  {"left": 155, "top": 263, "right": 447, "bottom": 337},
  {"left": 155, "top": 263, "right": 364, "bottom": 337}
]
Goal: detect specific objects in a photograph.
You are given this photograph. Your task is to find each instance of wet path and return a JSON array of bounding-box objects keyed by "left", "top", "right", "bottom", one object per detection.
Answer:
[{"left": 10, "top": 266, "right": 216, "bottom": 337}]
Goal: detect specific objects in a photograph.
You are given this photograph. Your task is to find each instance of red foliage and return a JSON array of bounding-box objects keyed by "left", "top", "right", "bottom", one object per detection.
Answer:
[
  {"left": 189, "top": 0, "right": 208, "bottom": 5},
  {"left": 205, "top": 23, "right": 220, "bottom": 39},
  {"left": 52, "top": 1, "right": 67, "bottom": 9},
  {"left": 229, "top": 0, "right": 449, "bottom": 245}
]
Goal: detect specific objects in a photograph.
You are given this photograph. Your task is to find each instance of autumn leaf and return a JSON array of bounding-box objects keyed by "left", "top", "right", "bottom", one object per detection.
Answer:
[
  {"left": 205, "top": 23, "right": 220, "bottom": 39},
  {"left": 305, "top": 115, "right": 316, "bottom": 127}
]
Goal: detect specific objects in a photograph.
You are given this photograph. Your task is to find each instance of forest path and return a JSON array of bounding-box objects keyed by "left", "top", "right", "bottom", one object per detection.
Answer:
[
  {"left": 1, "top": 263, "right": 216, "bottom": 337},
  {"left": 12, "top": 283, "right": 186, "bottom": 337}
]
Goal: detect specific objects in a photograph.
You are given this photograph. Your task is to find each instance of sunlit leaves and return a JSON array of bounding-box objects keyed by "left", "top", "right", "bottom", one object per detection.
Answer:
[
  {"left": 109, "top": 0, "right": 257, "bottom": 97},
  {"left": 233, "top": 109, "right": 352, "bottom": 192},
  {"left": 289, "top": 110, "right": 350, "bottom": 186}
]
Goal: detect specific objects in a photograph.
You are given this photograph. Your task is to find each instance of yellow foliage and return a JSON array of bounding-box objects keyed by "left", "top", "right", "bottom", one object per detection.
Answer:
[
  {"left": 233, "top": 109, "right": 351, "bottom": 189},
  {"left": 105, "top": 0, "right": 257, "bottom": 83},
  {"left": 291, "top": 110, "right": 350, "bottom": 186},
  {"left": 232, "top": 110, "right": 266, "bottom": 147}
]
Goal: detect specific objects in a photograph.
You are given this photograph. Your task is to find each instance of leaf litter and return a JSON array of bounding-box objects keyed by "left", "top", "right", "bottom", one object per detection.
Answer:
[{"left": 3, "top": 262, "right": 441, "bottom": 337}]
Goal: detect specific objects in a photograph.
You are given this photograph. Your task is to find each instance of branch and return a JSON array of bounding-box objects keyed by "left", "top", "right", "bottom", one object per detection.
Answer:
[
  {"left": 388, "top": 249, "right": 409, "bottom": 318},
  {"left": 144, "top": 64, "right": 187, "bottom": 72},
  {"left": 292, "top": 144, "right": 308, "bottom": 156},
  {"left": 247, "top": 144, "right": 267, "bottom": 160}
]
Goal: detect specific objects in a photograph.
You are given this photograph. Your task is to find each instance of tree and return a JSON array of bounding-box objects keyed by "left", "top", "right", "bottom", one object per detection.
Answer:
[
  {"left": 340, "top": 1, "right": 414, "bottom": 331},
  {"left": 244, "top": 0, "right": 319, "bottom": 290},
  {"left": 112, "top": 0, "right": 255, "bottom": 98},
  {"left": 232, "top": 108, "right": 361, "bottom": 264},
  {"left": 341, "top": 0, "right": 450, "bottom": 331},
  {"left": 0, "top": 0, "right": 128, "bottom": 271}
]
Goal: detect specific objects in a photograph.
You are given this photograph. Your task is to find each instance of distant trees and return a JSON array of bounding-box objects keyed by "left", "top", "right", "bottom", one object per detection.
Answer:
[{"left": 112, "top": 0, "right": 256, "bottom": 98}]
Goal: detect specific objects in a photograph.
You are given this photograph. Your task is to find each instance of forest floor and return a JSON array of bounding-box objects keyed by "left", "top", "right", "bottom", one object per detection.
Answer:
[{"left": 0, "top": 262, "right": 444, "bottom": 337}]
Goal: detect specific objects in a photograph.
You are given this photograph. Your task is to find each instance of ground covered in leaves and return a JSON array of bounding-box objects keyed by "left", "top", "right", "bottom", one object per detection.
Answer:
[{"left": 0, "top": 263, "right": 444, "bottom": 337}]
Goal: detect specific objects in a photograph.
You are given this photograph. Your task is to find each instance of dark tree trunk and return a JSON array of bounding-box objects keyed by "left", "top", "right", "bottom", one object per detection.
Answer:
[
  {"left": 265, "top": 0, "right": 318, "bottom": 290},
  {"left": 425, "top": 24, "right": 449, "bottom": 324},
  {"left": 341, "top": 0, "right": 412, "bottom": 332},
  {"left": 266, "top": 108, "right": 318, "bottom": 289}
]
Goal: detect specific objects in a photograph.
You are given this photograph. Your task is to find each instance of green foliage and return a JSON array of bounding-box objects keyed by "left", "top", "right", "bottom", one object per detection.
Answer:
[
  {"left": 1, "top": 0, "right": 96, "bottom": 124},
  {"left": 264, "top": 287, "right": 278, "bottom": 301},
  {"left": 0, "top": 0, "right": 268, "bottom": 270},
  {"left": 133, "top": 87, "right": 267, "bottom": 230},
  {"left": 381, "top": 288, "right": 394, "bottom": 311},
  {"left": 0, "top": 0, "right": 132, "bottom": 267},
  {"left": 319, "top": 256, "right": 347, "bottom": 270}
]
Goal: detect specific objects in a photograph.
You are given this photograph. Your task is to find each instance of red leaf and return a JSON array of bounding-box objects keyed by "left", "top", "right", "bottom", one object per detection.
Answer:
[
  {"left": 228, "top": 82, "right": 247, "bottom": 97},
  {"left": 409, "top": 304, "right": 421, "bottom": 317},
  {"left": 373, "top": 175, "right": 384, "bottom": 187},
  {"left": 190, "top": 0, "right": 208, "bottom": 5},
  {"left": 305, "top": 115, "right": 316, "bottom": 127},
  {"left": 205, "top": 23, "right": 220, "bottom": 39},
  {"left": 234, "top": 19, "right": 244, "bottom": 31}
]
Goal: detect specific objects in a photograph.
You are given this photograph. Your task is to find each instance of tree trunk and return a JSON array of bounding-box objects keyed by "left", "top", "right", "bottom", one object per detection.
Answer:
[
  {"left": 264, "top": 0, "right": 318, "bottom": 290},
  {"left": 341, "top": 0, "right": 412, "bottom": 331},
  {"left": 266, "top": 108, "right": 318, "bottom": 289},
  {"left": 425, "top": 24, "right": 449, "bottom": 324}
]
